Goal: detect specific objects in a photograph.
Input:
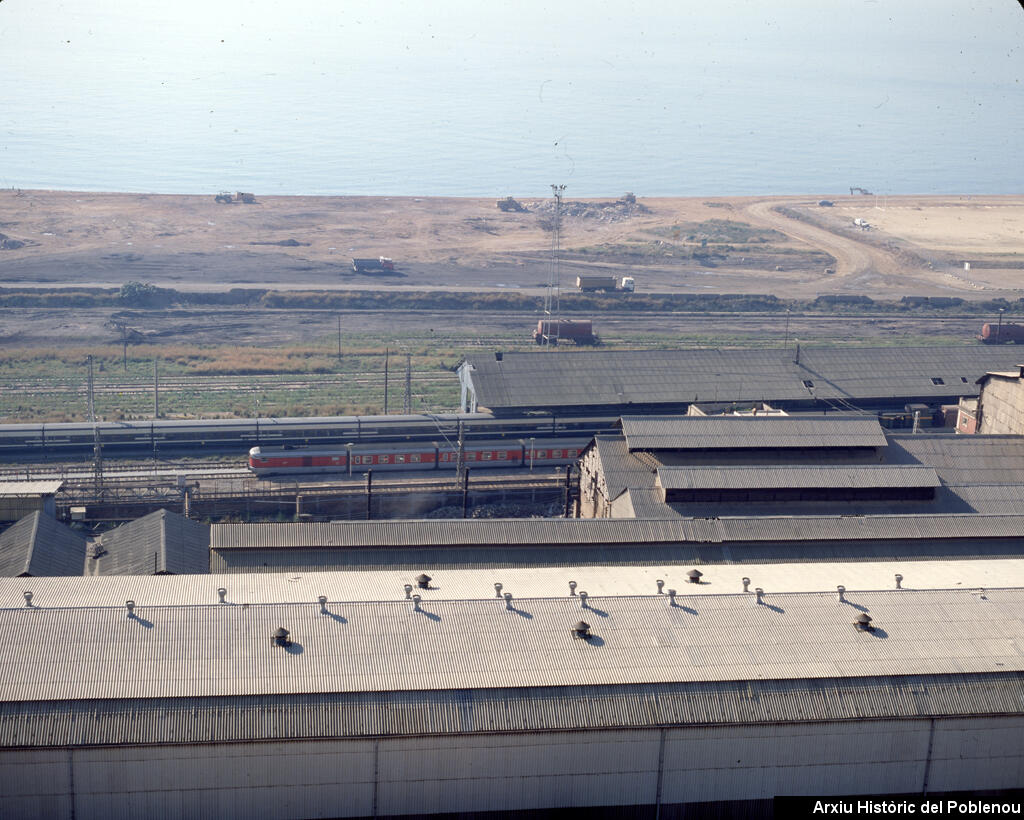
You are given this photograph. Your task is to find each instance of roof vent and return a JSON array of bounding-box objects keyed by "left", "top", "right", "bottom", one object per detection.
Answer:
[
  {"left": 687, "top": 569, "right": 703, "bottom": 584},
  {"left": 217, "top": 587, "right": 227, "bottom": 604},
  {"left": 494, "top": 582, "right": 503, "bottom": 598},
  {"left": 23, "top": 591, "right": 33, "bottom": 608},
  {"left": 125, "top": 600, "right": 136, "bottom": 619},
  {"left": 754, "top": 588, "right": 764, "bottom": 605},
  {"left": 894, "top": 574, "right": 903, "bottom": 590},
  {"left": 495, "top": 351, "right": 503, "bottom": 362},
  {"left": 656, "top": 579, "right": 664, "bottom": 594},
  {"left": 573, "top": 621, "right": 591, "bottom": 639},
  {"left": 578, "top": 590, "right": 589, "bottom": 608},
  {"left": 412, "top": 594, "right": 422, "bottom": 612},
  {"left": 503, "top": 592, "right": 514, "bottom": 610},
  {"left": 837, "top": 585, "right": 846, "bottom": 602},
  {"left": 568, "top": 580, "right": 577, "bottom": 596},
  {"left": 91, "top": 542, "right": 106, "bottom": 559},
  {"left": 855, "top": 613, "right": 874, "bottom": 631},
  {"left": 742, "top": 577, "right": 751, "bottom": 592},
  {"left": 317, "top": 595, "right": 328, "bottom": 613},
  {"left": 416, "top": 573, "right": 432, "bottom": 589},
  {"left": 272, "top": 627, "right": 292, "bottom": 647},
  {"left": 403, "top": 583, "right": 413, "bottom": 599},
  {"left": 667, "top": 588, "right": 677, "bottom": 606}
]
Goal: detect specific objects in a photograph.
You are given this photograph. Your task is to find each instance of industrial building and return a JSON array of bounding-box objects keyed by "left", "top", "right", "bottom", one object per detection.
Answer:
[
  {"left": 972, "top": 363, "right": 1024, "bottom": 435},
  {"left": 579, "top": 415, "right": 1024, "bottom": 519},
  {"left": 3, "top": 560, "right": 1024, "bottom": 818},
  {"left": 0, "top": 480, "right": 63, "bottom": 522},
  {"left": 459, "top": 346, "right": 1023, "bottom": 414}
]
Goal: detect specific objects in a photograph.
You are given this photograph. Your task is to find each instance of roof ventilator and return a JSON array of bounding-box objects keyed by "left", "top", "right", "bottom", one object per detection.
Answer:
[
  {"left": 656, "top": 579, "right": 665, "bottom": 594},
  {"left": 667, "top": 588, "right": 677, "bottom": 606},
  {"left": 568, "top": 580, "right": 577, "bottom": 596},
  {"left": 742, "top": 577, "right": 751, "bottom": 592},
  {"left": 217, "top": 587, "right": 227, "bottom": 604},
  {"left": 755, "top": 588, "right": 764, "bottom": 605},
  {"left": 23, "top": 591, "right": 33, "bottom": 608},
  {"left": 578, "top": 590, "right": 589, "bottom": 608},
  {"left": 416, "top": 573, "right": 432, "bottom": 590},
  {"left": 503, "top": 592, "right": 514, "bottom": 610},
  {"left": 494, "top": 582, "right": 503, "bottom": 598},
  {"left": 837, "top": 585, "right": 846, "bottom": 602},
  {"left": 318, "top": 595, "right": 328, "bottom": 613},
  {"left": 272, "top": 627, "right": 292, "bottom": 647},
  {"left": 403, "top": 584, "right": 413, "bottom": 599},
  {"left": 573, "top": 621, "right": 591, "bottom": 640},
  {"left": 412, "top": 594, "right": 422, "bottom": 612},
  {"left": 687, "top": 569, "right": 703, "bottom": 584},
  {"left": 895, "top": 574, "right": 903, "bottom": 590},
  {"left": 125, "top": 600, "right": 136, "bottom": 619},
  {"left": 855, "top": 613, "right": 874, "bottom": 631},
  {"left": 91, "top": 542, "right": 106, "bottom": 559}
]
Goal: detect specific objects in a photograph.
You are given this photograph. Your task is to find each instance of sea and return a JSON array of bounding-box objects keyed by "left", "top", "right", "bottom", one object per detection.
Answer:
[{"left": 1, "top": 0, "right": 1022, "bottom": 198}]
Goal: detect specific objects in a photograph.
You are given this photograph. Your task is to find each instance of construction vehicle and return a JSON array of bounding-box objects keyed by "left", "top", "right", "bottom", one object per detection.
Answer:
[
  {"left": 214, "top": 191, "right": 257, "bottom": 204},
  {"left": 496, "top": 196, "right": 526, "bottom": 212},
  {"left": 575, "top": 274, "right": 635, "bottom": 293},
  {"left": 352, "top": 257, "right": 396, "bottom": 273}
]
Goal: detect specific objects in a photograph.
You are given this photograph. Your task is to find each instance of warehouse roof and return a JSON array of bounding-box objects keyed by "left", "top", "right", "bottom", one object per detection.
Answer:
[
  {"left": 655, "top": 464, "right": 941, "bottom": 491},
  {"left": 461, "top": 346, "right": 1023, "bottom": 412},
  {"left": 620, "top": 415, "right": 887, "bottom": 450},
  {"left": 0, "top": 513, "right": 88, "bottom": 577},
  {"left": 0, "top": 481, "right": 63, "bottom": 497},
  {"left": 86, "top": 509, "right": 210, "bottom": 576},
  {"left": 2, "top": 587, "right": 1023, "bottom": 703}
]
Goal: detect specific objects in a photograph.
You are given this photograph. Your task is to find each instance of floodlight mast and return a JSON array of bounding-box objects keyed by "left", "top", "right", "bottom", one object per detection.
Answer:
[{"left": 543, "top": 184, "right": 566, "bottom": 348}]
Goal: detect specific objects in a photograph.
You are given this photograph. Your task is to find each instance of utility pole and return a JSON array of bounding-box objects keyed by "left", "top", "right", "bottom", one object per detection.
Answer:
[
  {"left": 87, "top": 355, "right": 103, "bottom": 493},
  {"left": 337, "top": 315, "right": 342, "bottom": 360},
  {"left": 403, "top": 353, "right": 412, "bottom": 414},
  {"left": 543, "top": 184, "right": 566, "bottom": 347},
  {"left": 122, "top": 326, "right": 128, "bottom": 372},
  {"left": 383, "top": 348, "right": 389, "bottom": 414},
  {"left": 455, "top": 420, "right": 466, "bottom": 484},
  {"left": 153, "top": 359, "right": 159, "bottom": 419}
]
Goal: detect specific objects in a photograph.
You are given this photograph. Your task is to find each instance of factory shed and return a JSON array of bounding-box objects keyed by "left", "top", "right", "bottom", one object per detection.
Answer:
[
  {"left": 459, "top": 346, "right": 1023, "bottom": 414},
  {"left": 0, "top": 512, "right": 88, "bottom": 577},
  {"left": 0, "top": 480, "right": 63, "bottom": 521},
  {"left": 85, "top": 508, "right": 210, "bottom": 576},
  {"left": 3, "top": 574, "right": 1024, "bottom": 817}
]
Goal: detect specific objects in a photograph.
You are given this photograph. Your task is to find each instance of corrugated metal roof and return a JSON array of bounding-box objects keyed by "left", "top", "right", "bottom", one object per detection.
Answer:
[
  {"left": 2, "top": 588, "right": 1024, "bottom": 702},
  {"left": 0, "top": 481, "right": 63, "bottom": 497},
  {"left": 465, "top": 347, "right": 1023, "bottom": 411},
  {"left": 656, "top": 465, "right": 940, "bottom": 491},
  {"left": 8, "top": 557, "right": 1024, "bottom": 608},
  {"left": 3, "top": 672, "right": 1023, "bottom": 748},
  {"left": 621, "top": 416, "right": 887, "bottom": 451},
  {"left": 0, "top": 513, "right": 87, "bottom": 577},
  {"left": 86, "top": 509, "right": 209, "bottom": 576}
]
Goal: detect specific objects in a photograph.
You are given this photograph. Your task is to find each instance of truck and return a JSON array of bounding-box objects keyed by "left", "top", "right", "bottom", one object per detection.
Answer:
[
  {"left": 575, "top": 274, "right": 635, "bottom": 293},
  {"left": 533, "top": 319, "right": 598, "bottom": 346},
  {"left": 351, "top": 257, "right": 396, "bottom": 273}
]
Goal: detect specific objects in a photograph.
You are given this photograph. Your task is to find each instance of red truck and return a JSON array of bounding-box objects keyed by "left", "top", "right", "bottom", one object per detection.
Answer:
[{"left": 533, "top": 319, "right": 598, "bottom": 345}]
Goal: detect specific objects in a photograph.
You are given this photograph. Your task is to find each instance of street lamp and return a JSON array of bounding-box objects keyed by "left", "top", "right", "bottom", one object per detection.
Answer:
[
  {"left": 783, "top": 308, "right": 791, "bottom": 349},
  {"left": 529, "top": 437, "right": 535, "bottom": 472},
  {"left": 997, "top": 308, "right": 1005, "bottom": 341},
  {"left": 345, "top": 442, "right": 353, "bottom": 477}
]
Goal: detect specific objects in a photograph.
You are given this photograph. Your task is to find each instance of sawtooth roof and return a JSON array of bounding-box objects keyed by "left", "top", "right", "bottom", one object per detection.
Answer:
[
  {"left": 0, "top": 513, "right": 88, "bottom": 577},
  {"left": 463, "top": 346, "right": 1023, "bottom": 411}
]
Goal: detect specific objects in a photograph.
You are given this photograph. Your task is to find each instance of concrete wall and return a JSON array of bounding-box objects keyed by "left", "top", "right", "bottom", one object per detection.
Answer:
[
  {"left": 979, "top": 376, "right": 1024, "bottom": 435},
  {"left": 4, "top": 716, "right": 1024, "bottom": 819}
]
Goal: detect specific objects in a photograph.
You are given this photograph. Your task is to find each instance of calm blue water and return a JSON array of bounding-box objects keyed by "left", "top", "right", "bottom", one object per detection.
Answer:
[{"left": 2, "top": 0, "right": 1022, "bottom": 197}]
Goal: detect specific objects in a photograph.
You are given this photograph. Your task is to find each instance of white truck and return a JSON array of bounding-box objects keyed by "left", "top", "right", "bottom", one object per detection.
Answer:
[{"left": 575, "top": 274, "right": 635, "bottom": 293}]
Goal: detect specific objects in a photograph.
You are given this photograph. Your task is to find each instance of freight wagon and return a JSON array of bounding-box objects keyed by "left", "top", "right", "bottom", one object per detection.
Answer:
[
  {"left": 533, "top": 319, "right": 598, "bottom": 345},
  {"left": 979, "top": 322, "right": 1024, "bottom": 344},
  {"left": 248, "top": 438, "right": 590, "bottom": 476}
]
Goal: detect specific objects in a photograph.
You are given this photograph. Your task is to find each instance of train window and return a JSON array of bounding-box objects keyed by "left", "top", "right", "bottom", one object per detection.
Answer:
[
  {"left": 482, "top": 451, "right": 491, "bottom": 460},
  {"left": 497, "top": 451, "right": 507, "bottom": 460},
  {"left": 380, "top": 454, "right": 390, "bottom": 464},
  {"left": 332, "top": 456, "right": 340, "bottom": 462},
  {"left": 396, "top": 454, "right": 405, "bottom": 463},
  {"left": 410, "top": 454, "right": 420, "bottom": 463},
  {"left": 537, "top": 450, "right": 547, "bottom": 458},
  {"left": 552, "top": 450, "right": 562, "bottom": 458}
]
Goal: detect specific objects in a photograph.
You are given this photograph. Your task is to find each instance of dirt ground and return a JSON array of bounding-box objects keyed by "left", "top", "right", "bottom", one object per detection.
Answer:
[{"left": 2, "top": 190, "right": 1022, "bottom": 300}]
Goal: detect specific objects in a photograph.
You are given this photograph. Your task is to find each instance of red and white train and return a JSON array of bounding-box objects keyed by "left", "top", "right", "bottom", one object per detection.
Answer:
[{"left": 248, "top": 438, "right": 591, "bottom": 476}]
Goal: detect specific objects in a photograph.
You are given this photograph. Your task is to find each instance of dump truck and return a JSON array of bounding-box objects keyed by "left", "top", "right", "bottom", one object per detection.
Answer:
[
  {"left": 533, "top": 319, "right": 598, "bottom": 346},
  {"left": 351, "top": 257, "right": 396, "bottom": 273},
  {"left": 575, "top": 275, "right": 635, "bottom": 292},
  {"left": 214, "top": 191, "right": 257, "bottom": 204}
]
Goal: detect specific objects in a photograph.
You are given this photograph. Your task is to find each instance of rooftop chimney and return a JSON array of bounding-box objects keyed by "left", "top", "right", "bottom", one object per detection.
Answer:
[
  {"left": 895, "top": 574, "right": 903, "bottom": 590},
  {"left": 318, "top": 595, "right": 328, "bottom": 613},
  {"left": 687, "top": 569, "right": 703, "bottom": 584},
  {"left": 217, "top": 587, "right": 227, "bottom": 604},
  {"left": 503, "top": 592, "right": 514, "bottom": 610},
  {"left": 573, "top": 621, "right": 591, "bottom": 639},
  {"left": 855, "top": 613, "right": 874, "bottom": 631},
  {"left": 742, "top": 577, "right": 751, "bottom": 592},
  {"left": 656, "top": 579, "right": 665, "bottom": 594},
  {"left": 416, "top": 573, "right": 432, "bottom": 589},
  {"left": 272, "top": 627, "right": 291, "bottom": 647},
  {"left": 494, "top": 582, "right": 503, "bottom": 598},
  {"left": 412, "top": 594, "right": 422, "bottom": 612},
  {"left": 22, "top": 591, "right": 32, "bottom": 608},
  {"left": 579, "top": 590, "right": 589, "bottom": 608},
  {"left": 125, "top": 600, "right": 136, "bottom": 618},
  {"left": 755, "top": 588, "right": 764, "bottom": 605},
  {"left": 837, "top": 585, "right": 846, "bottom": 602},
  {"left": 403, "top": 584, "right": 413, "bottom": 599},
  {"left": 667, "top": 588, "right": 677, "bottom": 606},
  {"left": 568, "top": 580, "right": 577, "bottom": 596}
]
